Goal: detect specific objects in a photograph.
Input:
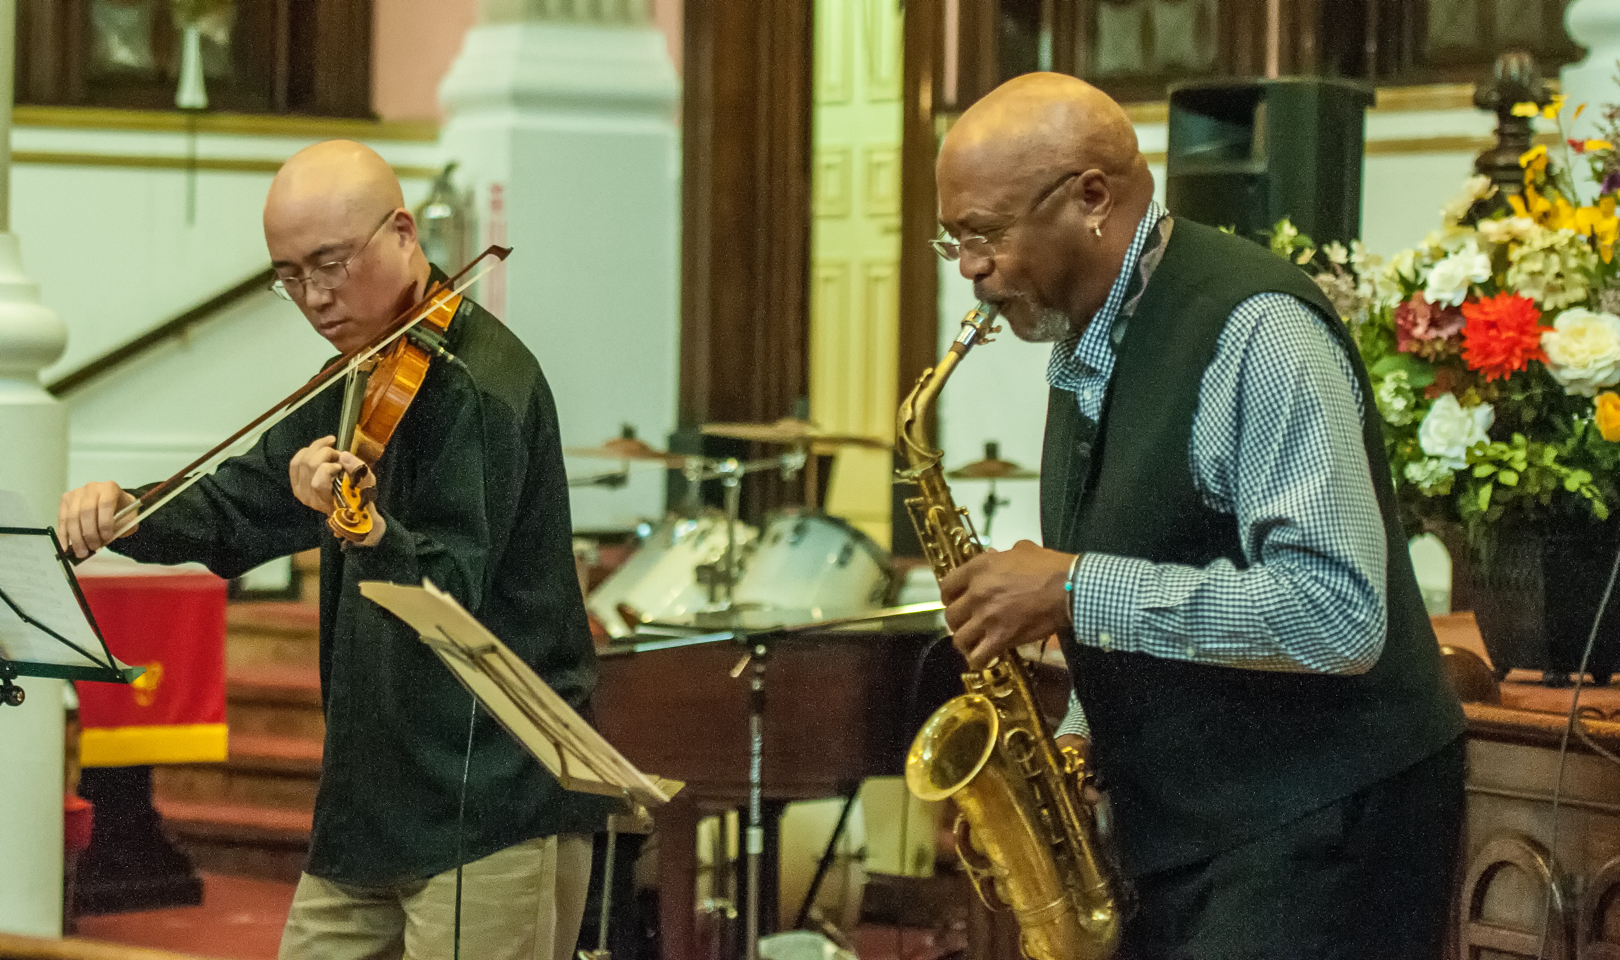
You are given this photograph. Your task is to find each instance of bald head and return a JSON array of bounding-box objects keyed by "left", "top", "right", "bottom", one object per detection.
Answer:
[
  {"left": 265, "top": 140, "right": 428, "bottom": 352},
  {"left": 941, "top": 73, "right": 1150, "bottom": 211},
  {"left": 935, "top": 74, "right": 1155, "bottom": 343},
  {"left": 265, "top": 140, "right": 404, "bottom": 240}
]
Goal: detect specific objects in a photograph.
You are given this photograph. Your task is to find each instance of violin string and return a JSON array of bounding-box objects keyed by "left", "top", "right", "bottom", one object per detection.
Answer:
[{"left": 112, "top": 260, "right": 500, "bottom": 539}]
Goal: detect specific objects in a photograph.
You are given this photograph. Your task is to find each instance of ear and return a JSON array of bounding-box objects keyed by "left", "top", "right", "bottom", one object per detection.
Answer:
[
  {"left": 390, "top": 207, "right": 420, "bottom": 247},
  {"left": 1073, "top": 169, "right": 1115, "bottom": 229}
]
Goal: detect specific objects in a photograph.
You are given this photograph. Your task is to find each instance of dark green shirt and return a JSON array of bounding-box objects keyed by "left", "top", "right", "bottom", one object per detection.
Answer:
[{"left": 116, "top": 284, "right": 611, "bottom": 886}]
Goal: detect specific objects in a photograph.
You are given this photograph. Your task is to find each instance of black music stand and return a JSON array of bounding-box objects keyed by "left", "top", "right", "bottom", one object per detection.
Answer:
[
  {"left": 359, "top": 579, "right": 681, "bottom": 960},
  {"left": 622, "top": 602, "right": 947, "bottom": 960},
  {"left": 0, "top": 526, "right": 142, "bottom": 706}
]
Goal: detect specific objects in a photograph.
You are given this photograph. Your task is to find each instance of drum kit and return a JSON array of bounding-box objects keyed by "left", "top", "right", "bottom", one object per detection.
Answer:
[
  {"left": 570, "top": 420, "right": 898, "bottom": 638},
  {"left": 570, "top": 426, "right": 1041, "bottom": 636}
]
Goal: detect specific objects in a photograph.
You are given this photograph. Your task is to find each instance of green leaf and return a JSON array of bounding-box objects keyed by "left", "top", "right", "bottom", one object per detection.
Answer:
[
  {"left": 1474, "top": 464, "right": 1496, "bottom": 478},
  {"left": 1370, "top": 353, "right": 1437, "bottom": 389},
  {"left": 1478, "top": 482, "right": 1494, "bottom": 511},
  {"left": 1499, "top": 469, "right": 1520, "bottom": 486}
]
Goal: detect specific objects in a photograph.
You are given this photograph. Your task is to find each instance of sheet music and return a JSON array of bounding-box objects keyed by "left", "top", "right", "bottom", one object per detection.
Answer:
[{"left": 0, "top": 493, "right": 106, "bottom": 669}]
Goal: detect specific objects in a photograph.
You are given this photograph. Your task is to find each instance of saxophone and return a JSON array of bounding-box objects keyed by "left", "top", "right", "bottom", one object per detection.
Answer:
[{"left": 899, "top": 302, "right": 1121, "bottom": 960}]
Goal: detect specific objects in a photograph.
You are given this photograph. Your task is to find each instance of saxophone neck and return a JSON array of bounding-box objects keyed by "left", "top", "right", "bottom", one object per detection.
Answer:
[{"left": 896, "top": 302, "right": 999, "bottom": 472}]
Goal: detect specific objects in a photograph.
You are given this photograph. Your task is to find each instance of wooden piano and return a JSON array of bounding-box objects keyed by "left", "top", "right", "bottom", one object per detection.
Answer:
[{"left": 593, "top": 621, "right": 961, "bottom": 959}]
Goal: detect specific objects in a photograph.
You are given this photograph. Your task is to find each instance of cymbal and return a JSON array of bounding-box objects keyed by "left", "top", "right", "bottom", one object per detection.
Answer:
[
  {"left": 700, "top": 418, "right": 890, "bottom": 450},
  {"left": 946, "top": 456, "right": 1039, "bottom": 481},
  {"left": 565, "top": 437, "right": 687, "bottom": 467}
]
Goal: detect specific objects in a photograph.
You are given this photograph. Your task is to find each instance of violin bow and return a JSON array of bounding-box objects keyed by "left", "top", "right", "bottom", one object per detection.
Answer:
[{"left": 104, "top": 245, "right": 511, "bottom": 544}]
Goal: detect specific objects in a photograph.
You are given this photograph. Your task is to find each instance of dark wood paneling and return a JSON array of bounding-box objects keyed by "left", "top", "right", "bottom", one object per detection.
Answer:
[
  {"left": 13, "top": 0, "right": 370, "bottom": 117},
  {"left": 678, "top": 0, "right": 814, "bottom": 518},
  {"left": 897, "top": 0, "right": 946, "bottom": 555}
]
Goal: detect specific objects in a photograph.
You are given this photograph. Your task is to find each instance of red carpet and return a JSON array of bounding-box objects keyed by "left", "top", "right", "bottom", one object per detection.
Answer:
[{"left": 75, "top": 873, "right": 294, "bottom": 960}]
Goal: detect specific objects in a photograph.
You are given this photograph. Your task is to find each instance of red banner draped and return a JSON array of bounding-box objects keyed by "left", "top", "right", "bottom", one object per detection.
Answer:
[{"left": 75, "top": 573, "right": 227, "bottom": 767}]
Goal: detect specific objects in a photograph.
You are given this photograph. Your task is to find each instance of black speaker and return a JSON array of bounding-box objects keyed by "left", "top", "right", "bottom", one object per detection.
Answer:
[{"left": 1166, "top": 78, "right": 1374, "bottom": 248}]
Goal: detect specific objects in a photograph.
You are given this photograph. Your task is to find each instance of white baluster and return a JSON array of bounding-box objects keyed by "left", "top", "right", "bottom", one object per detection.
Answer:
[{"left": 0, "top": 0, "right": 68, "bottom": 938}]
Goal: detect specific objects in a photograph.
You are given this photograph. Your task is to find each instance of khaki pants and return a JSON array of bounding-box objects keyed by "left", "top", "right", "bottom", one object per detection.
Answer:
[{"left": 278, "top": 834, "right": 594, "bottom": 960}]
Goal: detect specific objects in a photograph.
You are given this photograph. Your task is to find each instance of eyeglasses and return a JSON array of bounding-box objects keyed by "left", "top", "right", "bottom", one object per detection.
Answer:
[
  {"left": 930, "top": 172, "right": 1079, "bottom": 262},
  {"left": 270, "top": 210, "right": 396, "bottom": 301}
]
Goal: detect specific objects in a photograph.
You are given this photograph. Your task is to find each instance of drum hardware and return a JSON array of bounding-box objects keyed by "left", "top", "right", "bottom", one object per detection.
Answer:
[
  {"left": 944, "top": 441, "right": 1040, "bottom": 544},
  {"left": 569, "top": 468, "right": 631, "bottom": 489},
  {"left": 701, "top": 418, "right": 888, "bottom": 511}
]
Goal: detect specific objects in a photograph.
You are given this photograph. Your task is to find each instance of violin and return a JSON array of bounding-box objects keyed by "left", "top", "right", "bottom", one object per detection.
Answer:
[
  {"left": 91, "top": 246, "right": 510, "bottom": 557},
  {"left": 327, "top": 288, "right": 463, "bottom": 542}
]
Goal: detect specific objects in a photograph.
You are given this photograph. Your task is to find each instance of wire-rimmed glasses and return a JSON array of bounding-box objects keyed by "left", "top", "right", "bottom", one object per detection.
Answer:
[
  {"left": 929, "top": 172, "right": 1080, "bottom": 263},
  {"left": 270, "top": 210, "right": 396, "bottom": 301}
]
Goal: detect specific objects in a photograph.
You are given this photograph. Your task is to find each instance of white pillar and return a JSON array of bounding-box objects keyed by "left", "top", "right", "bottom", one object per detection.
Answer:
[
  {"left": 0, "top": 0, "right": 68, "bottom": 937},
  {"left": 439, "top": 0, "right": 680, "bottom": 530},
  {"left": 1564, "top": 1, "right": 1620, "bottom": 144}
]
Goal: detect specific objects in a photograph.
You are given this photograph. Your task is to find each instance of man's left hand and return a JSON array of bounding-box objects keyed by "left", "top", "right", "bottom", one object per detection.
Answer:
[{"left": 940, "top": 540, "right": 1076, "bottom": 670}]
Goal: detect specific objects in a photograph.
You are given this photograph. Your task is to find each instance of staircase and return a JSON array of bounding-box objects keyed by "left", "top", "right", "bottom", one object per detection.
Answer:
[{"left": 152, "top": 553, "right": 322, "bottom": 882}]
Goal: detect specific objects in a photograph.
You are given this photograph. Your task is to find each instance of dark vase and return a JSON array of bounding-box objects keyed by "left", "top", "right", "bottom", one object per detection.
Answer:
[{"left": 1470, "top": 520, "right": 1620, "bottom": 685}]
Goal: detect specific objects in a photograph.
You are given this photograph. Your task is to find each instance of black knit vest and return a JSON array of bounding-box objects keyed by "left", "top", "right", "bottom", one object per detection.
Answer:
[{"left": 1040, "top": 219, "right": 1464, "bottom": 877}]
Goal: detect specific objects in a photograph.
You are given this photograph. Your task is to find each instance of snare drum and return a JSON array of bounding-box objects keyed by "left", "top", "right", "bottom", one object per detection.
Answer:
[{"left": 731, "top": 510, "right": 891, "bottom": 620}]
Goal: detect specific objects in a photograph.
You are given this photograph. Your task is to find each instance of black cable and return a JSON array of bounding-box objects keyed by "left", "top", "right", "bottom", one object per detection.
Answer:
[
  {"left": 454, "top": 694, "right": 477, "bottom": 960},
  {"left": 1536, "top": 537, "right": 1620, "bottom": 958}
]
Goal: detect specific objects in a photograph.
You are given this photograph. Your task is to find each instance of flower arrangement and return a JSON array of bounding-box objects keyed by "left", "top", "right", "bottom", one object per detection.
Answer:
[{"left": 1270, "top": 95, "right": 1620, "bottom": 546}]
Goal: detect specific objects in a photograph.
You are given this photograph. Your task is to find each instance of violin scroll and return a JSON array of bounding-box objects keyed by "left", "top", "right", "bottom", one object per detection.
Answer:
[{"left": 329, "top": 468, "right": 377, "bottom": 543}]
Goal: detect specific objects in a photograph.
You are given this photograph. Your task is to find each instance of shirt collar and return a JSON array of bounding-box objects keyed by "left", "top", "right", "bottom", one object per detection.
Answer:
[{"left": 1049, "top": 200, "right": 1168, "bottom": 380}]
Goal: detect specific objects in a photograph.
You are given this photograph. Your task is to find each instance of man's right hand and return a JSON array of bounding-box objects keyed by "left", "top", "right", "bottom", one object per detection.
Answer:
[{"left": 58, "top": 482, "right": 138, "bottom": 559}]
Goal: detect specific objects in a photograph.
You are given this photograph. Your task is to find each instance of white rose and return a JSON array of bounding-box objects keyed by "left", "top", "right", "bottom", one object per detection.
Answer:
[
  {"left": 1423, "top": 240, "right": 1493, "bottom": 307},
  {"left": 1418, "top": 394, "right": 1494, "bottom": 470},
  {"left": 1541, "top": 307, "right": 1620, "bottom": 396}
]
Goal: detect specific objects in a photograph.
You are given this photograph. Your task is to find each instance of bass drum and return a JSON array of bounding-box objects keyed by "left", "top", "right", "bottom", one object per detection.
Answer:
[
  {"left": 589, "top": 514, "right": 757, "bottom": 637},
  {"left": 585, "top": 518, "right": 679, "bottom": 639},
  {"left": 731, "top": 510, "right": 891, "bottom": 621}
]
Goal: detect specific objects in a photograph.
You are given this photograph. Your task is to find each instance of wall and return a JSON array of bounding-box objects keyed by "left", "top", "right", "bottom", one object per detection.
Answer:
[
  {"left": 7, "top": 118, "right": 440, "bottom": 488},
  {"left": 372, "top": 0, "right": 481, "bottom": 121},
  {"left": 936, "top": 99, "right": 1497, "bottom": 550}
]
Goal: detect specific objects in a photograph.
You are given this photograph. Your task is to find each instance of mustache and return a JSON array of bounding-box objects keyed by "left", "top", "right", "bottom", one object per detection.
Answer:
[{"left": 974, "top": 286, "right": 1027, "bottom": 306}]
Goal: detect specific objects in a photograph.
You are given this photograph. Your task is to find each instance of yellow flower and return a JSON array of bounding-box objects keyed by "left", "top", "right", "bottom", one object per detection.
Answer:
[
  {"left": 1544, "top": 94, "right": 1568, "bottom": 119},
  {"left": 1577, "top": 103, "right": 1589, "bottom": 121},
  {"left": 1587, "top": 139, "right": 1616, "bottom": 152},
  {"left": 1520, "top": 144, "right": 1549, "bottom": 175},
  {"left": 1513, "top": 101, "right": 1542, "bottom": 117},
  {"left": 1598, "top": 392, "right": 1620, "bottom": 442}
]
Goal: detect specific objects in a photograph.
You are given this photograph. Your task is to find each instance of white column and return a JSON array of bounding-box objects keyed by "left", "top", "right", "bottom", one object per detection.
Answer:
[
  {"left": 1564, "top": 1, "right": 1620, "bottom": 144},
  {"left": 0, "top": 0, "right": 68, "bottom": 937},
  {"left": 439, "top": 0, "right": 680, "bottom": 530}
]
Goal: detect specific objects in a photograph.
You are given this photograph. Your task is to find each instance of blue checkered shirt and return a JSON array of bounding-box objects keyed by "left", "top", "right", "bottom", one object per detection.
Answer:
[{"left": 1051, "top": 204, "right": 1386, "bottom": 739}]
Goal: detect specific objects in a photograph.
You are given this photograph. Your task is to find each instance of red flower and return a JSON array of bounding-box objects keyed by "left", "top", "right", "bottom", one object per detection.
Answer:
[
  {"left": 1460, "top": 293, "right": 1547, "bottom": 381},
  {"left": 1394, "top": 292, "right": 1465, "bottom": 356}
]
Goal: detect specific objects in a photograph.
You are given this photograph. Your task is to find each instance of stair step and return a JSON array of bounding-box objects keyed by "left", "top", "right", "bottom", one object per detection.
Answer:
[
  {"left": 225, "top": 601, "right": 320, "bottom": 671},
  {"left": 156, "top": 800, "right": 310, "bottom": 883},
  {"left": 228, "top": 665, "right": 322, "bottom": 706},
  {"left": 226, "top": 666, "right": 324, "bottom": 741},
  {"left": 228, "top": 732, "right": 323, "bottom": 773},
  {"left": 154, "top": 764, "right": 317, "bottom": 813}
]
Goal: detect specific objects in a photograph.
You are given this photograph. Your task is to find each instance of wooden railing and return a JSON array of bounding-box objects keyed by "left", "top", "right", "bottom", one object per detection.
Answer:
[{"left": 44, "top": 267, "right": 275, "bottom": 398}]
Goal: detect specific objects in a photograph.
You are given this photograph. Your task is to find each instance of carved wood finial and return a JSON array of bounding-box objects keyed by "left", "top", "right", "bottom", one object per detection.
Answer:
[{"left": 1469, "top": 51, "right": 1553, "bottom": 222}]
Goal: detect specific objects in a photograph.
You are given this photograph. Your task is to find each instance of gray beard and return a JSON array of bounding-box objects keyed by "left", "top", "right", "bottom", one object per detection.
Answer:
[{"left": 1017, "top": 307, "right": 1076, "bottom": 343}]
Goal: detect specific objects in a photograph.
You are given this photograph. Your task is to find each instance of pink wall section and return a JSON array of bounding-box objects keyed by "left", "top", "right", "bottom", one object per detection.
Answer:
[
  {"left": 371, "top": 0, "right": 684, "bottom": 122},
  {"left": 371, "top": 0, "right": 481, "bottom": 121}
]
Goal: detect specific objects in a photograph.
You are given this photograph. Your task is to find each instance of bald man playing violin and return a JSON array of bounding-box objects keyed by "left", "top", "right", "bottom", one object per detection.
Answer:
[{"left": 59, "top": 140, "right": 607, "bottom": 960}]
